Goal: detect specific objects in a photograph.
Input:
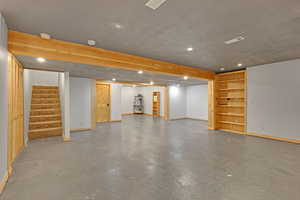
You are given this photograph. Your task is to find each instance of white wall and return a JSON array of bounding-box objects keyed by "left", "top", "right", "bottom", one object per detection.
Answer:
[
  {"left": 70, "top": 77, "right": 93, "bottom": 130},
  {"left": 186, "top": 85, "right": 208, "bottom": 120},
  {"left": 169, "top": 86, "right": 187, "bottom": 119},
  {"left": 247, "top": 59, "right": 300, "bottom": 140},
  {"left": 121, "top": 86, "right": 165, "bottom": 116},
  {"left": 121, "top": 86, "right": 136, "bottom": 114},
  {"left": 0, "top": 13, "right": 8, "bottom": 182},
  {"left": 111, "top": 83, "right": 122, "bottom": 121},
  {"left": 23, "top": 69, "right": 59, "bottom": 143},
  {"left": 26, "top": 70, "right": 59, "bottom": 86}
]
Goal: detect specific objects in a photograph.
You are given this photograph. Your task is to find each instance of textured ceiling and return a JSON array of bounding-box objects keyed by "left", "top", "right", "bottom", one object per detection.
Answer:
[
  {"left": 2, "top": 0, "right": 300, "bottom": 72},
  {"left": 16, "top": 55, "right": 207, "bottom": 86}
]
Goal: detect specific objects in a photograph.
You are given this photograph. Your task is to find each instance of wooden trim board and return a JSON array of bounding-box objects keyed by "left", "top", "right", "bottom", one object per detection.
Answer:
[
  {"left": 71, "top": 128, "right": 92, "bottom": 132},
  {"left": 186, "top": 117, "right": 208, "bottom": 121},
  {"left": 169, "top": 117, "right": 187, "bottom": 120},
  {"left": 122, "top": 113, "right": 134, "bottom": 116},
  {"left": 247, "top": 132, "right": 300, "bottom": 144},
  {"left": 8, "top": 31, "right": 215, "bottom": 80},
  {"left": 110, "top": 120, "right": 122, "bottom": 122},
  {"left": 63, "top": 137, "right": 71, "bottom": 142},
  {"left": 0, "top": 171, "right": 9, "bottom": 194}
]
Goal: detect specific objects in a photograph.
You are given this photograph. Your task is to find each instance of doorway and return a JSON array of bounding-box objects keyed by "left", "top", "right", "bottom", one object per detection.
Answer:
[
  {"left": 152, "top": 92, "right": 160, "bottom": 117},
  {"left": 96, "top": 83, "right": 111, "bottom": 122}
]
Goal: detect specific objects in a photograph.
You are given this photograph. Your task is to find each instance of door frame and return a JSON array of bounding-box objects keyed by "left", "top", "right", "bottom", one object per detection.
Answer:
[{"left": 95, "top": 82, "right": 111, "bottom": 123}]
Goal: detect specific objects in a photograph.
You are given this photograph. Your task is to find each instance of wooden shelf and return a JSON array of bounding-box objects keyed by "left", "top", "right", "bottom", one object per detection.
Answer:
[
  {"left": 218, "top": 88, "right": 244, "bottom": 91},
  {"left": 218, "top": 121, "right": 245, "bottom": 126},
  {"left": 217, "top": 113, "right": 244, "bottom": 117},
  {"left": 215, "top": 70, "right": 246, "bottom": 134},
  {"left": 216, "top": 79, "right": 245, "bottom": 83},
  {"left": 217, "top": 105, "right": 244, "bottom": 108},
  {"left": 217, "top": 97, "right": 244, "bottom": 99}
]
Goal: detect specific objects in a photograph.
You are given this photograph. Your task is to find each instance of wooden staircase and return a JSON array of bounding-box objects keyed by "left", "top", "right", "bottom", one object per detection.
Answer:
[{"left": 29, "top": 85, "right": 62, "bottom": 140}]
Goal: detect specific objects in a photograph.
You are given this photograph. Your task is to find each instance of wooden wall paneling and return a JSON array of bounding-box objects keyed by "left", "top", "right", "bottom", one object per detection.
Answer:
[
  {"left": 7, "top": 54, "right": 24, "bottom": 175},
  {"left": 8, "top": 31, "right": 215, "bottom": 80}
]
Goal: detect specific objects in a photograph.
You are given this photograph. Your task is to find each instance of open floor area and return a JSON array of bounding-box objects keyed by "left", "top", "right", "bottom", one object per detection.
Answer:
[{"left": 1, "top": 116, "right": 299, "bottom": 200}]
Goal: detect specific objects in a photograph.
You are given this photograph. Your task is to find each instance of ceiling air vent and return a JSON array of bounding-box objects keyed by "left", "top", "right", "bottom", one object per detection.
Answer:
[
  {"left": 145, "top": 0, "right": 168, "bottom": 10},
  {"left": 224, "top": 36, "right": 245, "bottom": 45}
]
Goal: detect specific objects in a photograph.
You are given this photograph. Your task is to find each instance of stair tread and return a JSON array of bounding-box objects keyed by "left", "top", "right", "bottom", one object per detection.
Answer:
[
  {"left": 29, "top": 127, "right": 62, "bottom": 133},
  {"left": 32, "top": 97, "right": 59, "bottom": 99},
  {"left": 30, "top": 114, "right": 61, "bottom": 118},
  {"left": 33, "top": 86, "right": 58, "bottom": 88},
  {"left": 30, "top": 120, "right": 61, "bottom": 125},
  {"left": 31, "top": 103, "right": 59, "bottom": 106},
  {"left": 32, "top": 95, "right": 58, "bottom": 97},
  {"left": 33, "top": 85, "right": 58, "bottom": 88},
  {"left": 31, "top": 108, "right": 60, "bottom": 111}
]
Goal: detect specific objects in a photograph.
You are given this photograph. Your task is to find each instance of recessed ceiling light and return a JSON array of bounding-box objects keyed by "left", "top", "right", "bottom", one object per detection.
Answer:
[
  {"left": 224, "top": 36, "right": 245, "bottom": 45},
  {"left": 40, "top": 33, "right": 51, "bottom": 40},
  {"left": 220, "top": 67, "right": 225, "bottom": 71},
  {"left": 37, "top": 57, "right": 46, "bottom": 63},
  {"left": 150, "top": 81, "right": 154, "bottom": 85},
  {"left": 183, "top": 76, "right": 189, "bottom": 80},
  {"left": 112, "top": 78, "right": 116, "bottom": 81},
  {"left": 138, "top": 70, "right": 143, "bottom": 74},
  {"left": 145, "top": 0, "right": 168, "bottom": 10},
  {"left": 114, "top": 23, "right": 123, "bottom": 29},
  {"left": 237, "top": 63, "right": 243, "bottom": 67},
  {"left": 187, "top": 47, "right": 193, "bottom": 52},
  {"left": 87, "top": 40, "right": 96, "bottom": 46}
]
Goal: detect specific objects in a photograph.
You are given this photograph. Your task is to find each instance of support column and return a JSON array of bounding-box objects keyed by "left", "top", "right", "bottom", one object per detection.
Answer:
[
  {"left": 59, "top": 72, "right": 71, "bottom": 141},
  {"left": 208, "top": 79, "right": 216, "bottom": 130},
  {"left": 163, "top": 86, "right": 169, "bottom": 120}
]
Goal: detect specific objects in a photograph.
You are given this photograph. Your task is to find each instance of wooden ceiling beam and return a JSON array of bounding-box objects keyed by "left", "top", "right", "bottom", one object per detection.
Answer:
[
  {"left": 97, "top": 80, "right": 166, "bottom": 87},
  {"left": 8, "top": 31, "right": 215, "bottom": 80}
]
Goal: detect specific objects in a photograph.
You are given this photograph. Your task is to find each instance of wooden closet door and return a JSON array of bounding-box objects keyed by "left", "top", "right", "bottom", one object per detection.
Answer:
[
  {"left": 96, "top": 84, "right": 110, "bottom": 122},
  {"left": 8, "top": 54, "right": 24, "bottom": 173}
]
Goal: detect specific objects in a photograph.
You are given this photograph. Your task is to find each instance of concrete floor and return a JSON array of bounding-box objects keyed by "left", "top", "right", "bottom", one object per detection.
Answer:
[{"left": 1, "top": 115, "right": 300, "bottom": 200}]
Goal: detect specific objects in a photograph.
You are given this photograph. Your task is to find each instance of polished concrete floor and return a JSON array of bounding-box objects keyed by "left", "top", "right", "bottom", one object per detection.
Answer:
[{"left": 1, "top": 115, "right": 300, "bottom": 200}]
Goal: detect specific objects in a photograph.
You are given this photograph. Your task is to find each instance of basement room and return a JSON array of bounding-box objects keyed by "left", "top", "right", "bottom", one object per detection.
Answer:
[{"left": 0, "top": 0, "right": 300, "bottom": 200}]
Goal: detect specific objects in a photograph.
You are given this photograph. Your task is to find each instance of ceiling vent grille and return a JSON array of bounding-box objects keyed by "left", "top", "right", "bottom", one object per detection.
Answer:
[
  {"left": 224, "top": 36, "right": 245, "bottom": 45},
  {"left": 145, "top": 0, "right": 168, "bottom": 10}
]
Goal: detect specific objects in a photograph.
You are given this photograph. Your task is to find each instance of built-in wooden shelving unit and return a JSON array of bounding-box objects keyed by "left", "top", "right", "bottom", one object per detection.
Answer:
[{"left": 215, "top": 70, "right": 247, "bottom": 134}]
